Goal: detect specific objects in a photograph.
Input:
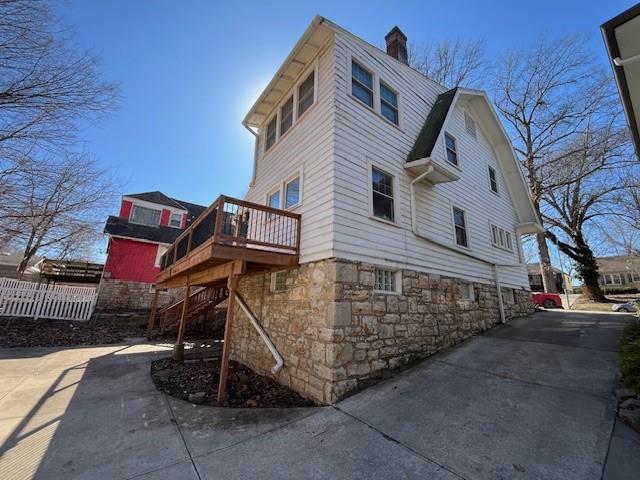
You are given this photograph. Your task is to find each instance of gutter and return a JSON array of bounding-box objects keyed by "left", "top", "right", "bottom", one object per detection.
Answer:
[
  {"left": 409, "top": 168, "right": 520, "bottom": 324},
  {"left": 235, "top": 292, "right": 284, "bottom": 374},
  {"left": 242, "top": 121, "right": 259, "bottom": 188}
]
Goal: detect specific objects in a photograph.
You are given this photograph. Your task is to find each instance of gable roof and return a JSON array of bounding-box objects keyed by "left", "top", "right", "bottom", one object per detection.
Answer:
[
  {"left": 596, "top": 255, "right": 640, "bottom": 273},
  {"left": 407, "top": 87, "right": 542, "bottom": 233},
  {"left": 407, "top": 88, "right": 457, "bottom": 162}
]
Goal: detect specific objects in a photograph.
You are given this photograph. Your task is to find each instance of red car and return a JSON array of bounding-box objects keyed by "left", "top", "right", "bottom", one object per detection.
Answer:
[{"left": 531, "top": 293, "right": 562, "bottom": 309}]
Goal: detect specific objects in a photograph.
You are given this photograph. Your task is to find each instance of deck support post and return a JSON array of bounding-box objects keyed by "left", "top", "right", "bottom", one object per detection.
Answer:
[
  {"left": 217, "top": 274, "right": 239, "bottom": 407},
  {"left": 146, "top": 288, "right": 160, "bottom": 340},
  {"left": 172, "top": 281, "right": 191, "bottom": 361}
]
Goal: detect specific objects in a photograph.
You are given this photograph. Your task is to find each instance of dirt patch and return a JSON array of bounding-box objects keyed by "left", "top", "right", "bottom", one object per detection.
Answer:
[
  {"left": 0, "top": 314, "right": 146, "bottom": 348},
  {"left": 151, "top": 357, "right": 317, "bottom": 408}
]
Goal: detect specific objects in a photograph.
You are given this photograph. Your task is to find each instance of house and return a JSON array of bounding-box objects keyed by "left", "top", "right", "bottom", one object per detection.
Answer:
[
  {"left": 596, "top": 255, "right": 640, "bottom": 289},
  {"left": 150, "top": 17, "right": 542, "bottom": 405},
  {"left": 602, "top": 4, "right": 640, "bottom": 156},
  {"left": 526, "top": 263, "right": 572, "bottom": 293},
  {"left": 98, "top": 191, "right": 206, "bottom": 311}
]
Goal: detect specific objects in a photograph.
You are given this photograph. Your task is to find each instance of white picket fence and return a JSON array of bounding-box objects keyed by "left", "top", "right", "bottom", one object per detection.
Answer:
[{"left": 0, "top": 277, "right": 98, "bottom": 321}]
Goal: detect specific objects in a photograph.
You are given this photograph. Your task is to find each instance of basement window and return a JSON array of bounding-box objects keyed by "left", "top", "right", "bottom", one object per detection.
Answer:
[
  {"left": 374, "top": 268, "right": 398, "bottom": 293},
  {"left": 459, "top": 283, "right": 475, "bottom": 301},
  {"left": 271, "top": 271, "right": 287, "bottom": 292}
]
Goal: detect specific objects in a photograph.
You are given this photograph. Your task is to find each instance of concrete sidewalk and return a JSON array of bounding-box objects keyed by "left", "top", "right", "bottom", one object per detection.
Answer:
[{"left": 0, "top": 311, "right": 637, "bottom": 479}]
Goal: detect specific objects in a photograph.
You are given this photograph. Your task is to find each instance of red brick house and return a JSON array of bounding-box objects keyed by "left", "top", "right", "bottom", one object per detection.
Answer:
[{"left": 97, "top": 191, "right": 206, "bottom": 311}]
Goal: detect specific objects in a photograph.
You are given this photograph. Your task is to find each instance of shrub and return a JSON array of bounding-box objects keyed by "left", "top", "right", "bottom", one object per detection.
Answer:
[
  {"left": 620, "top": 320, "right": 640, "bottom": 395},
  {"left": 604, "top": 287, "right": 639, "bottom": 294}
]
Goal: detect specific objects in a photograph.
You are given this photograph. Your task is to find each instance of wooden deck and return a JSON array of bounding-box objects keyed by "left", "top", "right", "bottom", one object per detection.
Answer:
[{"left": 155, "top": 195, "right": 301, "bottom": 289}]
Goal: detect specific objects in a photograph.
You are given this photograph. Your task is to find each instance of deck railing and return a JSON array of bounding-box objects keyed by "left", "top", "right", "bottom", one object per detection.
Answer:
[{"left": 159, "top": 195, "right": 301, "bottom": 272}]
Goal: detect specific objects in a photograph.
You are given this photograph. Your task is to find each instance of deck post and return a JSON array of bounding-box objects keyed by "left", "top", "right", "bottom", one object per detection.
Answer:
[
  {"left": 217, "top": 274, "right": 238, "bottom": 406},
  {"left": 172, "top": 281, "right": 191, "bottom": 361},
  {"left": 146, "top": 288, "right": 160, "bottom": 340}
]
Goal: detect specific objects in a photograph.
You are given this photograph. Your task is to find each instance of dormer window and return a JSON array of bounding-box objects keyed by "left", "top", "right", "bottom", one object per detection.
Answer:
[
  {"left": 444, "top": 132, "right": 458, "bottom": 166},
  {"left": 169, "top": 212, "right": 182, "bottom": 228},
  {"left": 352, "top": 61, "right": 373, "bottom": 108},
  {"left": 297, "top": 71, "right": 315, "bottom": 117},
  {"left": 130, "top": 205, "right": 161, "bottom": 227}
]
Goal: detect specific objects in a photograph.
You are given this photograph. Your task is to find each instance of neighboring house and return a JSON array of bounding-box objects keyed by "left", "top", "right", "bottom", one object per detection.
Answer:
[
  {"left": 596, "top": 255, "right": 640, "bottom": 289},
  {"left": 98, "top": 191, "right": 206, "bottom": 311},
  {"left": 526, "top": 263, "right": 572, "bottom": 293},
  {"left": 154, "top": 17, "right": 542, "bottom": 404},
  {"left": 0, "top": 252, "right": 43, "bottom": 282}
]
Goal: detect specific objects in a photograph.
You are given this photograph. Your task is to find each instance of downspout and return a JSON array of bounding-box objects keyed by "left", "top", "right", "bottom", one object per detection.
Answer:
[
  {"left": 235, "top": 292, "right": 284, "bottom": 374},
  {"left": 242, "top": 121, "right": 259, "bottom": 188},
  {"left": 409, "top": 167, "right": 519, "bottom": 324}
]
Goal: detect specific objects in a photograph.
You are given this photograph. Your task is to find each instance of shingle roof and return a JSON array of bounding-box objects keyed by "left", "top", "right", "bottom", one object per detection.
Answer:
[
  {"left": 407, "top": 87, "right": 458, "bottom": 163},
  {"left": 103, "top": 216, "right": 184, "bottom": 244},
  {"left": 125, "top": 191, "right": 185, "bottom": 209},
  {"left": 172, "top": 198, "right": 207, "bottom": 223},
  {"left": 596, "top": 255, "right": 640, "bottom": 273}
]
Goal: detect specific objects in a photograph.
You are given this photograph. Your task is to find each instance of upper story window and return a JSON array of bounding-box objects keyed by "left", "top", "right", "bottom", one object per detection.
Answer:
[
  {"left": 444, "top": 133, "right": 458, "bottom": 166},
  {"left": 452, "top": 206, "right": 468, "bottom": 248},
  {"left": 285, "top": 176, "right": 300, "bottom": 209},
  {"left": 266, "top": 116, "right": 277, "bottom": 151},
  {"left": 380, "top": 82, "right": 398, "bottom": 125},
  {"left": 169, "top": 212, "right": 182, "bottom": 228},
  {"left": 491, "top": 224, "right": 513, "bottom": 251},
  {"left": 297, "top": 71, "right": 315, "bottom": 117},
  {"left": 464, "top": 111, "right": 477, "bottom": 138},
  {"left": 130, "top": 205, "right": 161, "bottom": 227},
  {"left": 371, "top": 166, "right": 395, "bottom": 222},
  {"left": 268, "top": 190, "right": 280, "bottom": 209},
  {"left": 488, "top": 166, "right": 498, "bottom": 193},
  {"left": 352, "top": 61, "right": 374, "bottom": 108},
  {"left": 280, "top": 96, "right": 293, "bottom": 136}
]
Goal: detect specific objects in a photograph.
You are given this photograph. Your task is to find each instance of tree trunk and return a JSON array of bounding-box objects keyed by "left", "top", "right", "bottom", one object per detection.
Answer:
[
  {"left": 573, "top": 234, "right": 606, "bottom": 302},
  {"left": 536, "top": 232, "right": 558, "bottom": 293}
]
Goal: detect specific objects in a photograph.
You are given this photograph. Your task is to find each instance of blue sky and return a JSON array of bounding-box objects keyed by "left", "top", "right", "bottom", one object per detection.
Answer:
[{"left": 55, "top": 0, "right": 633, "bottom": 210}]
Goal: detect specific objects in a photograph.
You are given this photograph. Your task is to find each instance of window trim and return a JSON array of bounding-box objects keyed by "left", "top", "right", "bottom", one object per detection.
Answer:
[
  {"left": 265, "top": 168, "right": 304, "bottom": 212},
  {"left": 379, "top": 80, "right": 399, "bottom": 125},
  {"left": 351, "top": 59, "right": 375, "bottom": 108},
  {"left": 169, "top": 212, "right": 182, "bottom": 229},
  {"left": 284, "top": 174, "right": 301, "bottom": 210},
  {"left": 443, "top": 131, "right": 459, "bottom": 167},
  {"left": 488, "top": 165, "right": 499, "bottom": 194},
  {"left": 373, "top": 267, "right": 401, "bottom": 295},
  {"left": 369, "top": 163, "right": 398, "bottom": 226},
  {"left": 490, "top": 224, "right": 514, "bottom": 252},
  {"left": 451, "top": 204, "right": 470, "bottom": 249}
]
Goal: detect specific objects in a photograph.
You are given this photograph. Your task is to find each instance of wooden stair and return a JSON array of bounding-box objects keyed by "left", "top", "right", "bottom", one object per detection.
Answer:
[{"left": 152, "top": 285, "right": 228, "bottom": 335}]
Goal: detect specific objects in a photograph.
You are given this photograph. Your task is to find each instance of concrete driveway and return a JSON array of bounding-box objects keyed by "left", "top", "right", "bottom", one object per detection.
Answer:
[{"left": 0, "top": 311, "right": 638, "bottom": 480}]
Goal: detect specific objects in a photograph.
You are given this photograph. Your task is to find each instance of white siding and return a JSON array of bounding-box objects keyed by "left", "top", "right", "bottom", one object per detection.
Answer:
[
  {"left": 244, "top": 39, "right": 337, "bottom": 263},
  {"left": 331, "top": 31, "right": 529, "bottom": 288}
]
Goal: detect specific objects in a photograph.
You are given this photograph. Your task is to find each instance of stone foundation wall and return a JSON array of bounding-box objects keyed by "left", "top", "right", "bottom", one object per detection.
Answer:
[
  {"left": 230, "top": 258, "right": 534, "bottom": 405},
  {"left": 96, "top": 278, "right": 182, "bottom": 312}
]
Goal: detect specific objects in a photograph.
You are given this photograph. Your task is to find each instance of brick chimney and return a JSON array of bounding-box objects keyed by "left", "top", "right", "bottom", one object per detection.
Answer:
[{"left": 385, "top": 26, "right": 408, "bottom": 65}]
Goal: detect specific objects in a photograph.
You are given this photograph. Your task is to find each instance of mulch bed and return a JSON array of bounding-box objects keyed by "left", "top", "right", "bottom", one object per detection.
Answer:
[
  {"left": 151, "top": 357, "right": 317, "bottom": 408},
  {"left": 0, "top": 314, "right": 147, "bottom": 348}
]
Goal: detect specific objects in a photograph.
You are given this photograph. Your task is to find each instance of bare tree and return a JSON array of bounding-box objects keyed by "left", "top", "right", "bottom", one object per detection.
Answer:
[
  {"left": 0, "top": 0, "right": 118, "bottom": 168},
  {"left": 492, "top": 34, "right": 614, "bottom": 293},
  {"left": 0, "top": 153, "right": 117, "bottom": 275},
  {"left": 409, "top": 38, "right": 487, "bottom": 88},
  {"left": 542, "top": 113, "right": 634, "bottom": 301}
]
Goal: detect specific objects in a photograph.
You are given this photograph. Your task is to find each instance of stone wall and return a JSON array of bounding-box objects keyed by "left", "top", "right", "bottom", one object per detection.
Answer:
[
  {"left": 230, "top": 258, "right": 534, "bottom": 405},
  {"left": 96, "top": 278, "right": 182, "bottom": 312}
]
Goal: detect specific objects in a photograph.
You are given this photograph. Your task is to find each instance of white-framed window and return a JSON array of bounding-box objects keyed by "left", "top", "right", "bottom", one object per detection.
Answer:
[
  {"left": 155, "top": 245, "right": 169, "bottom": 268},
  {"left": 491, "top": 224, "right": 514, "bottom": 252},
  {"left": 280, "top": 95, "right": 294, "bottom": 136},
  {"left": 374, "top": 268, "right": 399, "bottom": 293},
  {"left": 444, "top": 132, "right": 458, "bottom": 166},
  {"left": 267, "top": 190, "right": 280, "bottom": 209},
  {"left": 285, "top": 176, "right": 300, "bottom": 209},
  {"left": 380, "top": 81, "right": 399, "bottom": 125},
  {"left": 459, "top": 283, "right": 475, "bottom": 301},
  {"left": 630, "top": 272, "right": 640, "bottom": 283},
  {"left": 265, "top": 115, "right": 277, "bottom": 151},
  {"left": 371, "top": 166, "right": 395, "bottom": 222},
  {"left": 488, "top": 166, "right": 498, "bottom": 193},
  {"left": 271, "top": 270, "right": 287, "bottom": 292},
  {"left": 130, "top": 205, "right": 161, "bottom": 227},
  {"left": 352, "top": 60, "right": 374, "bottom": 108},
  {"left": 149, "top": 284, "right": 156, "bottom": 294},
  {"left": 602, "top": 273, "right": 623, "bottom": 285},
  {"left": 464, "top": 111, "right": 477, "bottom": 138},
  {"left": 169, "top": 212, "right": 182, "bottom": 228},
  {"left": 297, "top": 70, "right": 315, "bottom": 117},
  {"left": 452, "top": 206, "right": 468, "bottom": 248}
]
